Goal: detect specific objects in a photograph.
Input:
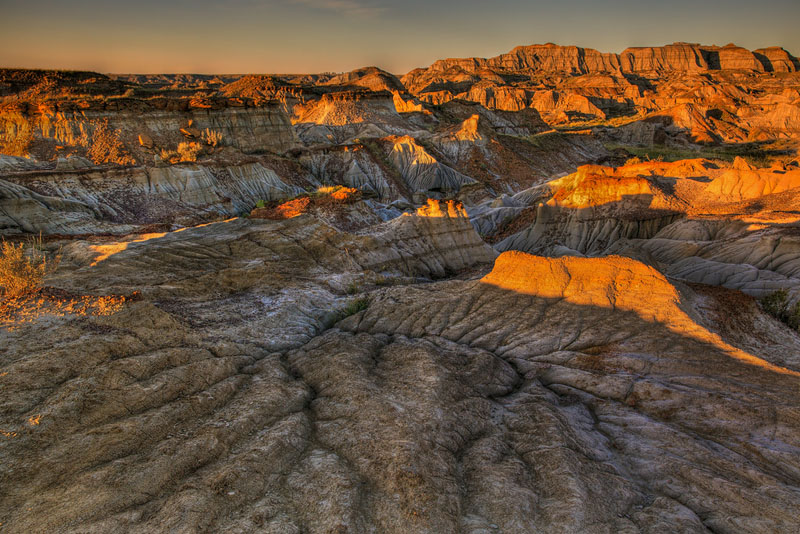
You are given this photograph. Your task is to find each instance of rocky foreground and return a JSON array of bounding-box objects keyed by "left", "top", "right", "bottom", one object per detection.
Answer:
[
  {"left": 1, "top": 203, "right": 800, "bottom": 533},
  {"left": 2, "top": 43, "right": 800, "bottom": 533}
]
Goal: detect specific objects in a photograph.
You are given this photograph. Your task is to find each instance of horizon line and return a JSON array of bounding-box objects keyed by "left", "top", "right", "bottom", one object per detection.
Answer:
[{"left": 2, "top": 41, "right": 797, "bottom": 77}]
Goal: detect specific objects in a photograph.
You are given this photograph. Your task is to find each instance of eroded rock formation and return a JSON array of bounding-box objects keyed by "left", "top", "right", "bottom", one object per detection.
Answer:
[
  {"left": 2, "top": 213, "right": 799, "bottom": 532},
  {"left": 2, "top": 43, "right": 800, "bottom": 533}
]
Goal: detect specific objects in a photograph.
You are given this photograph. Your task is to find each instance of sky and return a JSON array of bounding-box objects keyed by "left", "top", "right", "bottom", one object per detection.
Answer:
[{"left": 0, "top": 0, "right": 798, "bottom": 74}]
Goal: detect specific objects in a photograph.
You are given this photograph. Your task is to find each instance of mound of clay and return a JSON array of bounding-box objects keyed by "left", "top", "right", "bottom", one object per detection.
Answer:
[
  {"left": 547, "top": 164, "right": 675, "bottom": 210},
  {"left": 387, "top": 135, "right": 476, "bottom": 194},
  {"left": 705, "top": 159, "right": 800, "bottom": 200},
  {"left": 323, "top": 67, "right": 405, "bottom": 93},
  {"left": 482, "top": 251, "right": 684, "bottom": 322}
]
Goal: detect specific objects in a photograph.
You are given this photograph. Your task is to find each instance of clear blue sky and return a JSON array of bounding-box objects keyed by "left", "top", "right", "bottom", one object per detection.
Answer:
[{"left": 0, "top": 0, "right": 797, "bottom": 74}]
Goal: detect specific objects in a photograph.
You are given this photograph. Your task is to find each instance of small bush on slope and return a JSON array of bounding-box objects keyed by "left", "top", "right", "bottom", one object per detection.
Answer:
[
  {"left": 760, "top": 289, "right": 800, "bottom": 332},
  {"left": 87, "top": 119, "right": 135, "bottom": 166},
  {"left": 340, "top": 297, "right": 369, "bottom": 318},
  {"left": 202, "top": 128, "right": 223, "bottom": 147},
  {"left": 321, "top": 297, "right": 369, "bottom": 329},
  {"left": 0, "top": 238, "right": 59, "bottom": 299},
  {"left": 177, "top": 141, "right": 203, "bottom": 162}
]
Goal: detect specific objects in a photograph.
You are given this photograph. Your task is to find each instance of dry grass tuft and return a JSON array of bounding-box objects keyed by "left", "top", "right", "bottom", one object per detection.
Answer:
[
  {"left": 177, "top": 141, "right": 203, "bottom": 162},
  {"left": 160, "top": 141, "right": 204, "bottom": 163},
  {"left": 0, "top": 237, "right": 59, "bottom": 299},
  {"left": 87, "top": 119, "right": 135, "bottom": 166},
  {"left": 202, "top": 128, "right": 223, "bottom": 147},
  {"left": 761, "top": 289, "right": 800, "bottom": 331}
]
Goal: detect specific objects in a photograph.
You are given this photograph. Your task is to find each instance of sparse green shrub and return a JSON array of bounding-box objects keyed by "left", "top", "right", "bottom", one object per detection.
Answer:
[
  {"left": 373, "top": 274, "right": 392, "bottom": 286},
  {"left": 760, "top": 289, "right": 800, "bottom": 332},
  {"left": 0, "top": 237, "right": 60, "bottom": 299},
  {"left": 340, "top": 297, "right": 368, "bottom": 317},
  {"left": 255, "top": 199, "right": 266, "bottom": 209},
  {"left": 321, "top": 296, "right": 369, "bottom": 329},
  {"left": 603, "top": 142, "right": 782, "bottom": 167},
  {"left": 761, "top": 289, "right": 789, "bottom": 318},
  {"left": 346, "top": 280, "right": 360, "bottom": 295},
  {"left": 788, "top": 301, "right": 800, "bottom": 331},
  {"left": 372, "top": 274, "right": 405, "bottom": 287},
  {"left": 527, "top": 131, "right": 568, "bottom": 149}
]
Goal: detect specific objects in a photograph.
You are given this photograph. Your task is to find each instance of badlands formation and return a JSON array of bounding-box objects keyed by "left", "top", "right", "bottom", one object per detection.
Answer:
[{"left": 1, "top": 43, "right": 800, "bottom": 533}]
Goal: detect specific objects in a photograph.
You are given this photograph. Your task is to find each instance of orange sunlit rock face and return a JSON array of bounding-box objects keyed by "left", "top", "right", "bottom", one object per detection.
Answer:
[
  {"left": 481, "top": 251, "right": 682, "bottom": 321},
  {"left": 413, "top": 199, "right": 469, "bottom": 218},
  {"left": 481, "top": 251, "right": 800, "bottom": 377},
  {"left": 549, "top": 168, "right": 662, "bottom": 209},
  {"left": 255, "top": 197, "right": 311, "bottom": 219},
  {"left": 539, "top": 159, "right": 800, "bottom": 218},
  {"left": 705, "top": 161, "right": 800, "bottom": 200},
  {"left": 453, "top": 114, "right": 483, "bottom": 142},
  {"left": 392, "top": 91, "right": 427, "bottom": 114}
]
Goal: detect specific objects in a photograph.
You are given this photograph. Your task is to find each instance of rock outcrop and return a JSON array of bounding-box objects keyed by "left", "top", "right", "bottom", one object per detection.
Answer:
[
  {"left": 0, "top": 98, "right": 301, "bottom": 163},
  {"left": 401, "top": 42, "right": 800, "bottom": 140},
  {"left": 0, "top": 161, "right": 306, "bottom": 233},
  {"left": 323, "top": 67, "right": 406, "bottom": 93},
  {"left": 406, "top": 42, "right": 798, "bottom": 80},
  {"left": 386, "top": 135, "right": 477, "bottom": 196},
  {"left": 495, "top": 159, "right": 800, "bottom": 301}
]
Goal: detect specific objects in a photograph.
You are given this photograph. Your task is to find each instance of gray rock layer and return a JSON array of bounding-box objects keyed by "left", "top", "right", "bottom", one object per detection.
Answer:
[{"left": 2, "top": 215, "right": 799, "bottom": 533}]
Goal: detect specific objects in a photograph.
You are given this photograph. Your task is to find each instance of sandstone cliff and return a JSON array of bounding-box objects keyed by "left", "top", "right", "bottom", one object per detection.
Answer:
[
  {"left": 406, "top": 42, "right": 798, "bottom": 79},
  {"left": 400, "top": 42, "right": 800, "bottom": 138}
]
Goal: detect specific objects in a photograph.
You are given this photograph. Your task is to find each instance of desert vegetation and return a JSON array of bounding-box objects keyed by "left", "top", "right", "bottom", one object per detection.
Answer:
[
  {"left": 761, "top": 289, "right": 800, "bottom": 331},
  {"left": 202, "top": 128, "right": 223, "bottom": 147},
  {"left": 86, "top": 119, "right": 135, "bottom": 166},
  {"left": 157, "top": 130, "right": 222, "bottom": 164},
  {"left": 249, "top": 186, "right": 361, "bottom": 220},
  {"left": 0, "top": 237, "right": 59, "bottom": 299},
  {"left": 526, "top": 130, "right": 571, "bottom": 149},
  {"left": 159, "top": 141, "right": 204, "bottom": 163}
]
